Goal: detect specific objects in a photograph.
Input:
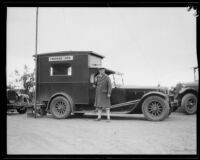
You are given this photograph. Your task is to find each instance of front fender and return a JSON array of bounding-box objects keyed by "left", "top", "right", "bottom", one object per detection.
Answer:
[
  {"left": 129, "top": 91, "right": 169, "bottom": 113},
  {"left": 177, "top": 88, "right": 198, "bottom": 99},
  {"left": 138, "top": 91, "right": 169, "bottom": 107},
  {"left": 179, "top": 88, "right": 196, "bottom": 95},
  {"left": 141, "top": 91, "right": 168, "bottom": 101},
  {"left": 47, "top": 92, "right": 74, "bottom": 113}
]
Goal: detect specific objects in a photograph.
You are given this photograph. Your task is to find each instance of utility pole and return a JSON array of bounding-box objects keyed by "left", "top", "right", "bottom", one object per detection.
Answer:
[{"left": 34, "top": 7, "right": 39, "bottom": 118}]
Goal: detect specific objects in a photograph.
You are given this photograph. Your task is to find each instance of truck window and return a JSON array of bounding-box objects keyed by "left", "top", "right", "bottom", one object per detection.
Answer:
[
  {"left": 90, "top": 74, "right": 95, "bottom": 83},
  {"left": 90, "top": 73, "right": 99, "bottom": 83},
  {"left": 50, "top": 63, "right": 72, "bottom": 76}
]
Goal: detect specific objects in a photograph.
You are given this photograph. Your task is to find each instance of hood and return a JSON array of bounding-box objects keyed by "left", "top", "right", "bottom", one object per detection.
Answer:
[
  {"left": 172, "top": 81, "right": 199, "bottom": 94},
  {"left": 180, "top": 81, "right": 199, "bottom": 88},
  {"left": 121, "top": 85, "right": 168, "bottom": 89},
  {"left": 117, "top": 85, "right": 169, "bottom": 94}
]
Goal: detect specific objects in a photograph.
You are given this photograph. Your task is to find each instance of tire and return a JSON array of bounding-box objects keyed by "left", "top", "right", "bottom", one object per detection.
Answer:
[
  {"left": 181, "top": 93, "right": 197, "bottom": 115},
  {"left": 17, "top": 107, "right": 27, "bottom": 114},
  {"left": 50, "top": 96, "right": 72, "bottom": 119},
  {"left": 142, "top": 96, "right": 170, "bottom": 121}
]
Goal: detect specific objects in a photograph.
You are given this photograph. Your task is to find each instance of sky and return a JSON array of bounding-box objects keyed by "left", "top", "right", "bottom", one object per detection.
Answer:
[{"left": 6, "top": 7, "right": 198, "bottom": 88}]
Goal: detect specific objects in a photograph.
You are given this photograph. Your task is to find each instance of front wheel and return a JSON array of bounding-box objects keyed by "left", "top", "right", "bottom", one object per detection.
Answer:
[
  {"left": 181, "top": 93, "right": 197, "bottom": 115},
  {"left": 50, "top": 96, "right": 72, "bottom": 119},
  {"left": 142, "top": 96, "right": 170, "bottom": 121}
]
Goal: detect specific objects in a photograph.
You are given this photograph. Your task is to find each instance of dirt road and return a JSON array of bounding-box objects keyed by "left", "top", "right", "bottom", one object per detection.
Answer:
[{"left": 7, "top": 112, "right": 196, "bottom": 154}]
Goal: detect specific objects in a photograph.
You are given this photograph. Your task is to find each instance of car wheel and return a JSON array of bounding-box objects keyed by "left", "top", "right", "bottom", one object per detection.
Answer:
[
  {"left": 17, "top": 107, "right": 27, "bottom": 114},
  {"left": 181, "top": 93, "right": 197, "bottom": 115},
  {"left": 50, "top": 96, "right": 72, "bottom": 119},
  {"left": 142, "top": 96, "right": 170, "bottom": 121}
]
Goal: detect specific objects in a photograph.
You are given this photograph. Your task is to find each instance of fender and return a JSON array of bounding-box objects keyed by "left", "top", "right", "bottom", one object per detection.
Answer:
[
  {"left": 140, "top": 91, "right": 168, "bottom": 102},
  {"left": 47, "top": 92, "right": 74, "bottom": 113},
  {"left": 129, "top": 91, "right": 169, "bottom": 113},
  {"left": 178, "top": 88, "right": 198, "bottom": 99}
]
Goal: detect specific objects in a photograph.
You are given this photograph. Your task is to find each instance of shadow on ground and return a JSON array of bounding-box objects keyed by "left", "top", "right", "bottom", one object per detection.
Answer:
[
  {"left": 40, "top": 113, "right": 149, "bottom": 121},
  {"left": 7, "top": 107, "right": 190, "bottom": 122}
]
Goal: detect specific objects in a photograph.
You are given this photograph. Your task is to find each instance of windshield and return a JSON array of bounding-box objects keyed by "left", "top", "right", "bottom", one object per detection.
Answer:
[{"left": 109, "top": 74, "right": 124, "bottom": 88}]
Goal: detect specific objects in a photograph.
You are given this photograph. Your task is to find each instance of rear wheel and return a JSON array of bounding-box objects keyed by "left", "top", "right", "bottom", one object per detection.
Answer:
[
  {"left": 50, "top": 96, "right": 72, "bottom": 119},
  {"left": 181, "top": 93, "right": 197, "bottom": 115},
  {"left": 142, "top": 96, "right": 170, "bottom": 121}
]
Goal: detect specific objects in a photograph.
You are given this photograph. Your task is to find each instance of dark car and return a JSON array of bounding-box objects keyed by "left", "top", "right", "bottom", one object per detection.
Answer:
[
  {"left": 32, "top": 51, "right": 173, "bottom": 121},
  {"left": 170, "top": 81, "right": 198, "bottom": 114},
  {"left": 7, "top": 89, "right": 29, "bottom": 114}
]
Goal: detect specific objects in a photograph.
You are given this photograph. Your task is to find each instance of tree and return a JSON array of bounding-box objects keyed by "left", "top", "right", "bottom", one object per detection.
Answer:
[
  {"left": 19, "top": 65, "right": 35, "bottom": 95},
  {"left": 7, "top": 65, "right": 35, "bottom": 98}
]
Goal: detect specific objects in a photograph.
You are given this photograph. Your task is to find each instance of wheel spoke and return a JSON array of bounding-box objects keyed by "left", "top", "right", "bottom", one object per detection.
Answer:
[
  {"left": 54, "top": 100, "right": 67, "bottom": 115},
  {"left": 147, "top": 100, "right": 164, "bottom": 117},
  {"left": 148, "top": 107, "right": 153, "bottom": 111},
  {"left": 186, "top": 98, "right": 196, "bottom": 109}
]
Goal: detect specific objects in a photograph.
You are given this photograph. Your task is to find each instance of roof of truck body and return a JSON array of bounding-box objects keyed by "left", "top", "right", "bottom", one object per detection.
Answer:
[{"left": 34, "top": 51, "right": 104, "bottom": 59}]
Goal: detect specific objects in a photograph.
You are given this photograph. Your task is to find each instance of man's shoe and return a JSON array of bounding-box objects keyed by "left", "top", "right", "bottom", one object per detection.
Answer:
[{"left": 106, "top": 119, "right": 110, "bottom": 122}]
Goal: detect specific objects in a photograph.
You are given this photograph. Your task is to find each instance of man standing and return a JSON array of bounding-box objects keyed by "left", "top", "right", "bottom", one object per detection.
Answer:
[{"left": 94, "top": 68, "right": 112, "bottom": 122}]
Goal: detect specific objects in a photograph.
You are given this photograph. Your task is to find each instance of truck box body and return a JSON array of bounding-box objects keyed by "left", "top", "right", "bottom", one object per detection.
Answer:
[{"left": 36, "top": 51, "right": 103, "bottom": 105}]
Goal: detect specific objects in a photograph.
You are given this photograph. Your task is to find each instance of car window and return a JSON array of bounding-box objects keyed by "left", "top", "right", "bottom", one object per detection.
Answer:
[
  {"left": 109, "top": 74, "right": 124, "bottom": 88},
  {"left": 108, "top": 75, "right": 116, "bottom": 88}
]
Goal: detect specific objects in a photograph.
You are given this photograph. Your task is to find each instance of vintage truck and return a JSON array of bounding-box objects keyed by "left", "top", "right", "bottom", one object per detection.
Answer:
[
  {"left": 30, "top": 51, "right": 175, "bottom": 121},
  {"left": 7, "top": 89, "right": 29, "bottom": 114},
  {"left": 170, "top": 81, "right": 198, "bottom": 115},
  {"left": 169, "top": 67, "right": 198, "bottom": 115}
]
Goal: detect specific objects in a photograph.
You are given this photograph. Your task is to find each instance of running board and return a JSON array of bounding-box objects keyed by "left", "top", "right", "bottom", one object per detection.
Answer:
[
  {"left": 74, "top": 99, "right": 140, "bottom": 114},
  {"left": 73, "top": 111, "right": 130, "bottom": 114},
  {"left": 110, "top": 99, "right": 140, "bottom": 109}
]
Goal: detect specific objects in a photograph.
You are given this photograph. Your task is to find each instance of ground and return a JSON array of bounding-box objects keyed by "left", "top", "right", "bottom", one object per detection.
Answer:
[{"left": 7, "top": 110, "right": 196, "bottom": 155}]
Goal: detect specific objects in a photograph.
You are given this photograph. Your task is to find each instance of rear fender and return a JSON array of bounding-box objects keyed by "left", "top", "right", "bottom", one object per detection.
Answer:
[{"left": 47, "top": 92, "right": 74, "bottom": 113}]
